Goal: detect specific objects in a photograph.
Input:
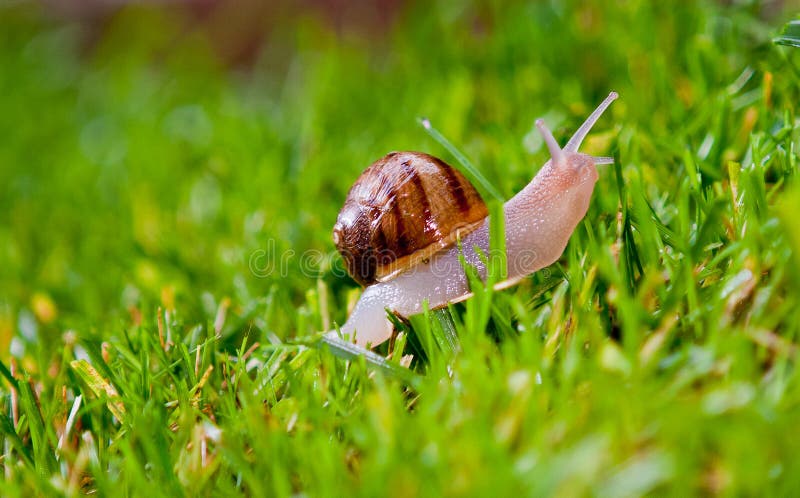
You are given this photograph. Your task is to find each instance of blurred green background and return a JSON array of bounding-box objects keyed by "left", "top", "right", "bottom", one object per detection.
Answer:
[{"left": 3, "top": 0, "right": 800, "bottom": 495}]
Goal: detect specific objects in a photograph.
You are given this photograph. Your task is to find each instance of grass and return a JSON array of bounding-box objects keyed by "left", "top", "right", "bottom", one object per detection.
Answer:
[{"left": 1, "top": 0, "right": 799, "bottom": 495}]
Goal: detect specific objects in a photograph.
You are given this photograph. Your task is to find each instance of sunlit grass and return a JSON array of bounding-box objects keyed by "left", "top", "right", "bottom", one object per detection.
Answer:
[{"left": 1, "top": 1, "right": 799, "bottom": 495}]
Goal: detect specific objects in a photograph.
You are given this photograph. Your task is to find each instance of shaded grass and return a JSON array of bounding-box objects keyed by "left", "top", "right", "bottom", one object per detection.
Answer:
[{"left": 1, "top": 0, "right": 800, "bottom": 495}]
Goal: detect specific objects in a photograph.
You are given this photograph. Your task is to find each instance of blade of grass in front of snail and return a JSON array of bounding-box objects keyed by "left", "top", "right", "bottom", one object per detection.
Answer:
[
  {"left": 773, "top": 20, "right": 800, "bottom": 48},
  {"left": 408, "top": 305, "right": 457, "bottom": 376},
  {"left": 418, "top": 117, "right": 504, "bottom": 202},
  {"left": 423, "top": 303, "right": 460, "bottom": 360},
  {"left": 314, "top": 334, "right": 420, "bottom": 384},
  {"left": 487, "top": 199, "right": 508, "bottom": 284}
]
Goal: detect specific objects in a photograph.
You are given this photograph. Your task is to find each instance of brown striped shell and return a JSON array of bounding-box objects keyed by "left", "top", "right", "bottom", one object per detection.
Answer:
[{"left": 333, "top": 151, "right": 488, "bottom": 286}]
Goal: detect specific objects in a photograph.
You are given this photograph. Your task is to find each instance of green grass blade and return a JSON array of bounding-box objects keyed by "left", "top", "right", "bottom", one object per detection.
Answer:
[
  {"left": 418, "top": 117, "right": 504, "bottom": 201},
  {"left": 312, "top": 335, "right": 420, "bottom": 384},
  {"left": 774, "top": 20, "right": 800, "bottom": 47},
  {"left": 0, "top": 412, "right": 33, "bottom": 466}
]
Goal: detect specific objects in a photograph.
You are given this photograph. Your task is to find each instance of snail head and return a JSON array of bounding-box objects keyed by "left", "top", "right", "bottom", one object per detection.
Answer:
[{"left": 535, "top": 91, "right": 618, "bottom": 188}]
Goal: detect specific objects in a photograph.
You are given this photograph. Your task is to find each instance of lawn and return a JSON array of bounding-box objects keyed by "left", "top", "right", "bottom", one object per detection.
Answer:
[{"left": 1, "top": 1, "right": 799, "bottom": 495}]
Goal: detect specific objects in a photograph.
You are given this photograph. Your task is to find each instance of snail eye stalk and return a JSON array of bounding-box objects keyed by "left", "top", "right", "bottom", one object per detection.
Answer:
[
  {"left": 535, "top": 119, "right": 564, "bottom": 167},
  {"left": 564, "top": 91, "right": 618, "bottom": 153}
]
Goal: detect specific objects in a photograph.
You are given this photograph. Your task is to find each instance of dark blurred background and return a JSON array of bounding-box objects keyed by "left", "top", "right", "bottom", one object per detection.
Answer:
[
  {"left": 38, "top": 0, "right": 408, "bottom": 67},
  {"left": 28, "top": 0, "right": 795, "bottom": 67}
]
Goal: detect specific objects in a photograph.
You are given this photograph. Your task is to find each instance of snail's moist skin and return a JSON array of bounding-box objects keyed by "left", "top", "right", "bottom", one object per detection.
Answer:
[{"left": 331, "top": 152, "right": 599, "bottom": 347}]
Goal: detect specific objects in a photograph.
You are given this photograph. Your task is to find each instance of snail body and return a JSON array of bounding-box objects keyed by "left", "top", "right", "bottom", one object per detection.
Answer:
[{"left": 328, "top": 92, "right": 618, "bottom": 347}]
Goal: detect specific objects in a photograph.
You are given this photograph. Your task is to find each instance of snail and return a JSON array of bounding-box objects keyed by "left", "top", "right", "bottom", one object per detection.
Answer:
[{"left": 326, "top": 92, "right": 618, "bottom": 348}]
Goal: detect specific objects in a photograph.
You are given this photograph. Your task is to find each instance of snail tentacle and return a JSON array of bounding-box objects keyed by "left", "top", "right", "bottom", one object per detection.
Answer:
[
  {"left": 564, "top": 91, "right": 618, "bottom": 153},
  {"left": 535, "top": 119, "right": 564, "bottom": 166},
  {"left": 590, "top": 156, "right": 615, "bottom": 165}
]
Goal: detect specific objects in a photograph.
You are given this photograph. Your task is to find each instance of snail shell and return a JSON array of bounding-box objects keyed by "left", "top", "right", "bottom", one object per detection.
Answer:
[{"left": 333, "top": 151, "right": 489, "bottom": 286}]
